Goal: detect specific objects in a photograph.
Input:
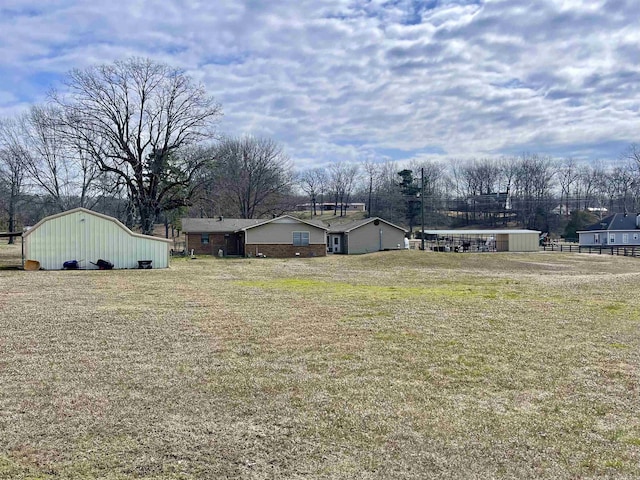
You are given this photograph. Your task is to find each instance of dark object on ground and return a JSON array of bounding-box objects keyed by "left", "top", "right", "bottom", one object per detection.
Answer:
[
  {"left": 63, "top": 260, "right": 79, "bottom": 270},
  {"left": 91, "top": 259, "right": 114, "bottom": 270},
  {"left": 138, "top": 260, "right": 152, "bottom": 269}
]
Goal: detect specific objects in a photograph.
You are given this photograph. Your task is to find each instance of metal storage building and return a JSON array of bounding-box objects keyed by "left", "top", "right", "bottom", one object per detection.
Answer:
[
  {"left": 419, "top": 229, "right": 541, "bottom": 252},
  {"left": 23, "top": 208, "right": 172, "bottom": 270}
]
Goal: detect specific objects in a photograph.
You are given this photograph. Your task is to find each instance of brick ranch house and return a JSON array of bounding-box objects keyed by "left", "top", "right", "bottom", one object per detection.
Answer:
[{"left": 181, "top": 215, "right": 327, "bottom": 258}]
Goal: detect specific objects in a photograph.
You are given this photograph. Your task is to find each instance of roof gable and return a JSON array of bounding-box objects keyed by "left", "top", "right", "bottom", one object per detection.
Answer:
[
  {"left": 240, "top": 215, "right": 327, "bottom": 232},
  {"left": 328, "top": 217, "right": 407, "bottom": 233}
]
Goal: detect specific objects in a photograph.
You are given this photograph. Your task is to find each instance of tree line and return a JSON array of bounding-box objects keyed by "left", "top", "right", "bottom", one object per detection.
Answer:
[
  {"left": 2, "top": 58, "right": 640, "bottom": 242},
  {"left": 296, "top": 151, "right": 640, "bottom": 239}
]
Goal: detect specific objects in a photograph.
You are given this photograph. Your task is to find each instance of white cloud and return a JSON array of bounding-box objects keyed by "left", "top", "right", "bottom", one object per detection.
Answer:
[{"left": 1, "top": 0, "right": 639, "bottom": 167}]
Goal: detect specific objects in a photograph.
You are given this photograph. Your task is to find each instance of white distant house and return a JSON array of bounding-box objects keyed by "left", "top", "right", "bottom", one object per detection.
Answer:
[
  {"left": 23, "top": 208, "right": 172, "bottom": 270},
  {"left": 551, "top": 204, "right": 571, "bottom": 216},
  {"left": 296, "top": 202, "right": 366, "bottom": 212}
]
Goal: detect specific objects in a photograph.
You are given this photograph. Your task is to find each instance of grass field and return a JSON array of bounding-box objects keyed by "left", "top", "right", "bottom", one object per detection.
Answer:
[{"left": 1, "top": 244, "right": 639, "bottom": 479}]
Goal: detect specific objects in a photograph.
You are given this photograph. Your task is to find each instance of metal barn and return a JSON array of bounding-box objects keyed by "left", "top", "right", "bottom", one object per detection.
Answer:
[
  {"left": 419, "top": 229, "right": 541, "bottom": 252},
  {"left": 23, "top": 208, "right": 172, "bottom": 270}
]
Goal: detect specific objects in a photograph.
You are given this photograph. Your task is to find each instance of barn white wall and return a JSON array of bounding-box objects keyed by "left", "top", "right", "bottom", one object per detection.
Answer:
[
  {"left": 23, "top": 208, "right": 171, "bottom": 270},
  {"left": 507, "top": 233, "right": 539, "bottom": 252}
]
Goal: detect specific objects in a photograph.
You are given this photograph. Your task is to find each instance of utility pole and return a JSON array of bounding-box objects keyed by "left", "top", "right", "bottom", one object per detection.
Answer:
[{"left": 421, "top": 167, "right": 425, "bottom": 251}]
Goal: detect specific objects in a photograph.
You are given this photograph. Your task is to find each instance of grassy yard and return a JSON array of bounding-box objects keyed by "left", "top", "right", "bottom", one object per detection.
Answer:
[{"left": 1, "top": 244, "right": 639, "bottom": 479}]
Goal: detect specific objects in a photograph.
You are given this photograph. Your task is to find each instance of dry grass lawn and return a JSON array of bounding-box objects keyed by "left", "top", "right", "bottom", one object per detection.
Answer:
[{"left": 1, "top": 243, "right": 639, "bottom": 479}]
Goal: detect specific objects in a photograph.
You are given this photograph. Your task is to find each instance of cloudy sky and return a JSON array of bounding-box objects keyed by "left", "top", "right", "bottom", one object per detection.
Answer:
[{"left": 0, "top": 0, "right": 638, "bottom": 169}]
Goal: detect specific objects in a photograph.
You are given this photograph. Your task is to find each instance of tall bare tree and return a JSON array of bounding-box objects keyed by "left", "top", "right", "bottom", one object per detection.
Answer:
[
  {"left": 328, "top": 162, "right": 359, "bottom": 216},
  {"left": 17, "top": 106, "right": 105, "bottom": 212},
  {"left": 557, "top": 158, "right": 579, "bottom": 218},
  {"left": 361, "top": 159, "right": 380, "bottom": 217},
  {"left": 53, "top": 57, "right": 222, "bottom": 234},
  {"left": 511, "top": 154, "right": 555, "bottom": 229},
  {"left": 298, "top": 168, "right": 326, "bottom": 216},
  {"left": 212, "top": 136, "right": 293, "bottom": 218},
  {"left": 0, "top": 120, "right": 28, "bottom": 243}
]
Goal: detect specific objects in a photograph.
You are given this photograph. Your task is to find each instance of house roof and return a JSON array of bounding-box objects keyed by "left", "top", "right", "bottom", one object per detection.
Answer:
[
  {"left": 181, "top": 217, "right": 263, "bottom": 233},
  {"left": 181, "top": 215, "right": 327, "bottom": 233},
  {"left": 239, "top": 215, "right": 327, "bottom": 231},
  {"left": 578, "top": 213, "right": 640, "bottom": 232},
  {"left": 327, "top": 217, "right": 408, "bottom": 233}
]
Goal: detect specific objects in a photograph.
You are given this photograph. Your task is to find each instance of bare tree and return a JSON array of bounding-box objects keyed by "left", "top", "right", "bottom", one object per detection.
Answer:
[
  {"left": 17, "top": 106, "right": 105, "bottom": 212},
  {"left": 53, "top": 57, "right": 222, "bottom": 234},
  {"left": 557, "top": 158, "right": 579, "bottom": 218},
  {"left": 298, "top": 168, "right": 325, "bottom": 216},
  {"left": 608, "top": 165, "right": 635, "bottom": 213},
  {"left": 212, "top": 136, "right": 293, "bottom": 218},
  {"left": 0, "top": 119, "right": 28, "bottom": 243},
  {"left": 511, "top": 154, "right": 555, "bottom": 229},
  {"left": 328, "top": 162, "right": 359, "bottom": 216},
  {"left": 361, "top": 159, "right": 380, "bottom": 217}
]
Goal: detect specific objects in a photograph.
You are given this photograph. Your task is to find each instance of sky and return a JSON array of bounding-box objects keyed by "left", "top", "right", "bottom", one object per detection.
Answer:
[{"left": 0, "top": 0, "right": 639, "bottom": 170}]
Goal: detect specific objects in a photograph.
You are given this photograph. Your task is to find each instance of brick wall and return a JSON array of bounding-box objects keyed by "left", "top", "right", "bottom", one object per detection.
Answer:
[
  {"left": 186, "top": 233, "right": 213, "bottom": 255},
  {"left": 186, "top": 233, "right": 244, "bottom": 256},
  {"left": 245, "top": 243, "right": 326, "bottom": 258}
]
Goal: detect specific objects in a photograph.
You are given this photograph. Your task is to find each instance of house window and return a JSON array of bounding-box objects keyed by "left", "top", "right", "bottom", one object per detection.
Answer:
[
  {"left": 201, "top": 234, "right": 209, "bottom": 245},
  {"left": 623, "top": 234, "right": 629, "bottom": 244},
  {"left": 293, "top": 231, "right": 310, "bottom": 246},
  {"left": 609, "top": 234, "right": 615, "bottom": 244},
  {"left": 594, "top": 233, "right": 599, "bottom": 244}
]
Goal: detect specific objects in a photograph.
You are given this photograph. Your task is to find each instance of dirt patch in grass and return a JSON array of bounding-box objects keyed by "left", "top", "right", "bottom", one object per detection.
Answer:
[{"left": 1, "top": 250, "right": 639, "bottom": 478}]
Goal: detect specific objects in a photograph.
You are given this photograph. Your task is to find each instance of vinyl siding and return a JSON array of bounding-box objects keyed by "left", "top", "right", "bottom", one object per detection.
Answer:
[
  {"left": 345, "top": 221, "right": 405, "bottom": 254},
  {"left": 245, "top": 220, "right": 326, "bottom": 245}
]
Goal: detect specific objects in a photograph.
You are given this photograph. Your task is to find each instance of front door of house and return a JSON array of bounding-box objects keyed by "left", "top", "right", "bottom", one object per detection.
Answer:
[{"left": 331, "top": 235, "right": 342, "bottom": 254}]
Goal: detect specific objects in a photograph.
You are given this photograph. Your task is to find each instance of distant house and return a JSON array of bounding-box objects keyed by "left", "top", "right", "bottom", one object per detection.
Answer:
[
  {"left": 577, "top": 213, "right": 640, "bottom": 247},
  {"left": 182, "top": 215, "right": 327, "bottom": 258},
  {"left": 551, "top": 204, "right": 571, "bottom": 216},
  {"left": 327, "top": 217, "right": 407, "bottom": 254},
  {"left": 295, "top": 202, "right": 366, "bottom": 212},
  {"left": 23, "top": 208, "right": 172, "bottom": 270},
  {"left": 467, "top": 191, "right": 511, "bottom": 211}
]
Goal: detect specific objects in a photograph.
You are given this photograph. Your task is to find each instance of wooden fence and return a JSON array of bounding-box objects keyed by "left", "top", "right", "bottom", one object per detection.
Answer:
[{"left": 541, "top": 244, "right": 640, "bottom": 257}]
